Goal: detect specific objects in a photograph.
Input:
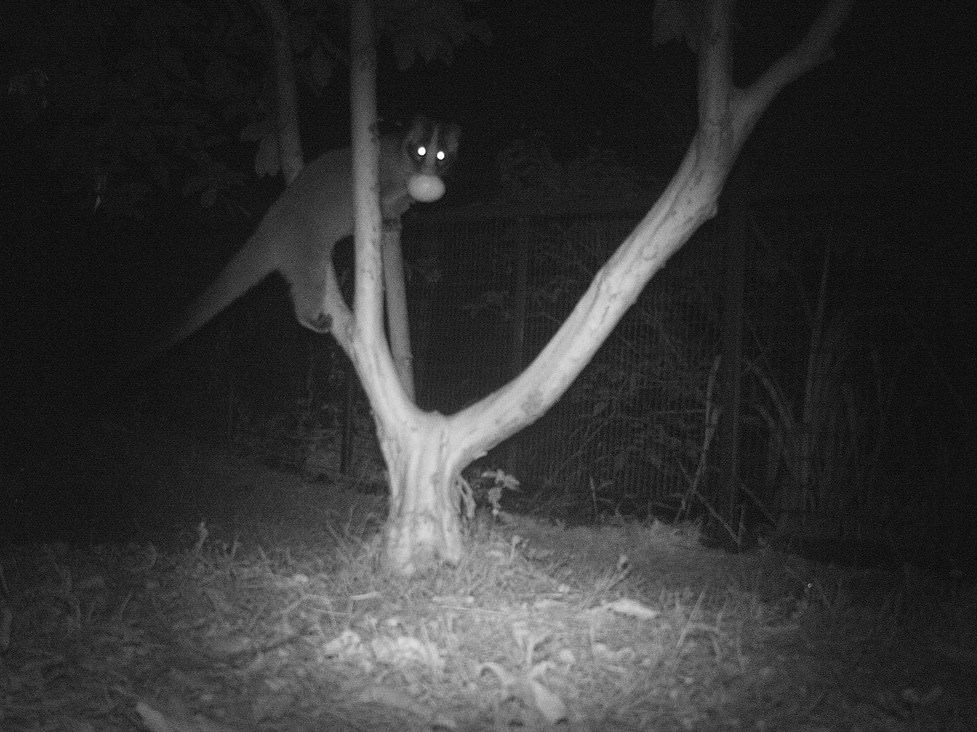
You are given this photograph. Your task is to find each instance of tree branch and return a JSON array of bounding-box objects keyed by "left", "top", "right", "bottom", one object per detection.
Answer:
[
  {"left": 446, "top": 0, "right": 852, "bottom": 460},
  {"left": 347, "top": 0, "right": 416, "bottom": 428},
  {"left": 256, "top": 0, "right": 304, "bottom": 185},
  {"left": 735, "top": 0, "right": 853, "bottom": 146},
  {"left": 697, "top": 0, "right": 735, "bottom": 131},
  {"left": 349, "top": 0, "right": 383, "bottom": 345}
]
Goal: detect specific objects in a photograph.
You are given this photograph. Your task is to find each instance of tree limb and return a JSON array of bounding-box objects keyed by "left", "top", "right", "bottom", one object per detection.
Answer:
[
  {"left": 256, "top": 0, "right": 304, "bottom": 185},
  {"left": 735, "top": 0, "right": 853, "bottom": 148},
  {"left": 447, "top": 0, "right": 853, "bottom": 462}
]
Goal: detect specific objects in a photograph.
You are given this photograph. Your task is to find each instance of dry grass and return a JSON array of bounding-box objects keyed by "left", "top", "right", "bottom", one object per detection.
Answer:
[{"left": 1, "top": 440, "right": 975, "bottom": 731}]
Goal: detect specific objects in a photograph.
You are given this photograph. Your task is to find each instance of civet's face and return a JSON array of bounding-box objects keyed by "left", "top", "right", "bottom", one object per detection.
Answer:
[{"left": 398, "top": 116, "right": 461, "bottom": 203}]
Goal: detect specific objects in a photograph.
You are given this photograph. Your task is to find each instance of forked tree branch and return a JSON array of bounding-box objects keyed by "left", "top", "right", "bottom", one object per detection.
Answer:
[
  {"left": 347, "top": 0, "right": 415, "bottom": 426},
  {"left": 449, "top": 0, "right": 853, "bottom": 464}
]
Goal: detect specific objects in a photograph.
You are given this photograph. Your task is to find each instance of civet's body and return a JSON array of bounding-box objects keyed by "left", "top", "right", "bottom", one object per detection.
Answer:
[{"left": 144, "top": 117, "right": 459, "bottom": 363}]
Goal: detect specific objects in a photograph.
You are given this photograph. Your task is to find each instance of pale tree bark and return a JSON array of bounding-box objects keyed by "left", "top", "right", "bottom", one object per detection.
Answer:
[
  {"left": 382, "top": 224, "right": 416, "bottom": 401},
  {"left": 342, "top": 0, "right": 852, "bottom": 576},
  {"left": 343, "top": 0, "right": 461, "bottom": 575}
]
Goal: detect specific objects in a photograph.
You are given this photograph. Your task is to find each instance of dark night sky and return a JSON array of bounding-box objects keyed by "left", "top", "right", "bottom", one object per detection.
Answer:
[{"left": 1, "top": 0, "right": 974, "bottom": 446}]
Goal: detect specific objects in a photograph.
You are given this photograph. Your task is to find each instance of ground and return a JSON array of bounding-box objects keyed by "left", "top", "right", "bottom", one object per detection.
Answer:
[{"left": 1, "top": 423, "right": 974, "bottom": 730}]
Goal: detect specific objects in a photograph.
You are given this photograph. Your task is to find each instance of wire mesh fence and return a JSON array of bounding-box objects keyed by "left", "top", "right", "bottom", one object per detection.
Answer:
[
  {"left": 405, "top": 207, "right": 723, "bottom": 519},
  {"left": 128, "top": 200, "right": 943, "bottom": 541}
]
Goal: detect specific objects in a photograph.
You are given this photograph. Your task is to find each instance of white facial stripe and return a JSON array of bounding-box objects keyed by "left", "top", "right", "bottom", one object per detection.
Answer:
[{"left": 401, "top": 119, "right": 459, "bottom": 178}]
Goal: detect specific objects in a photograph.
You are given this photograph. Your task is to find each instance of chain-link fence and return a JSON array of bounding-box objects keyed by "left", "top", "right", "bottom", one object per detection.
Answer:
[
  {"left": 405, "top": 207, "right": 723, "bottom": 519},
  {"left": 131, "top": 200, "right": 938, "bottom": 541}
]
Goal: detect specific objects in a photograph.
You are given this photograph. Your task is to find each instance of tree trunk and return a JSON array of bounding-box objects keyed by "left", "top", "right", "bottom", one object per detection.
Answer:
[
  {"left": 379, "top": 412, "right": 464, "bottom": 575},
  {"left": 382, "top": 225, "right": 416, "bottom": 401},
  {"left": 342, "top": 0, "right": 852, "bottom": 576}
]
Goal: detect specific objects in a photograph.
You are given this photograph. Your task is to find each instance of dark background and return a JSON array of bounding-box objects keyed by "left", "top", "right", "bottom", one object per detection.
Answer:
[{"left": 1, "top": 0, "right": 974, "bottom": 544}]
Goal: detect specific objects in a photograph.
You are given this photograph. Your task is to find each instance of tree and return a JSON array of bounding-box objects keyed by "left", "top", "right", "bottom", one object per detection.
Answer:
[{"left": 321, "top": 0, "right": 852, "bottom": 576}]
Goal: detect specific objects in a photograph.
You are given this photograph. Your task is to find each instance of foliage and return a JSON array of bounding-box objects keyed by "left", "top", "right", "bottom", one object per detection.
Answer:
[
  {"left": 458, "top": 466, "right": 521, "bottom": 521},
  {"left": 379, "top": 0, "right": 491, "bottom": 69},
  {"left": 3, "top": 0, "right": 487, "bottom": 221},
  {"left": 652, "top": 0, "right": 707, "bottom": 52},
  {"left": 5, "top": 1, "right": 263, "bottom": 219},
  {"left": 744, "top": 243, "right": 895, "bottom": 535}
]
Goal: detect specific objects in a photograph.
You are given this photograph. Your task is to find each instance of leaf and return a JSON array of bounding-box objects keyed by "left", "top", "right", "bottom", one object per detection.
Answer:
[
  {"left": 477, "top": 661, "right": 515, "bottom": 686},
  {"left": 370, "top": 635, "right": 445, "bottom": 672},
  {"left": 652, "top": 0, "right": 704, "bottom": 52},
  {"left": 527, "top": 678, "right": 567, "bottom": 724},
  {"left": 601, "top": 598, "right": 660, "bottom": 620},
  {"left": 322, "top": 629, "right": 364, "bottom": 659},
  {"left": 134, "top": 701, "right": 173, "bottom": 732}
]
